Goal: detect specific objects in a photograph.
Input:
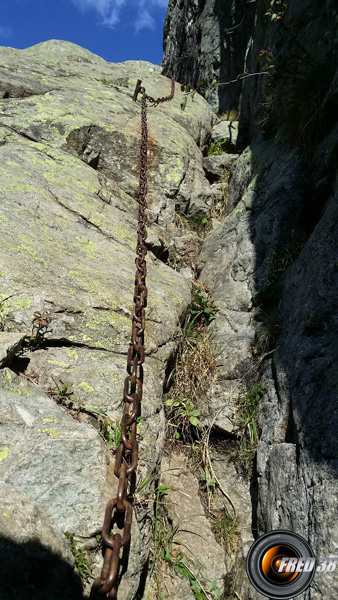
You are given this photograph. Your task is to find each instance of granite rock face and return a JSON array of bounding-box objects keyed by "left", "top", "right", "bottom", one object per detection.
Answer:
[
  {"left": 162, "top": 0, "right": 255, "bottom": 113},
  {"left": 162, "top": 0, "right": 337, "bottom": 138},
  {"left": 197, "top": 139, "right": 338, "bottom": 599},
  {"left": 161, "top": 453, "right": 226, "bottom": 597},
  {"left": 0, "top": 40, "right": 215, "bottom": 599},
  {"left": 162, "top": 1, "right": 338, "bottom": 595}
]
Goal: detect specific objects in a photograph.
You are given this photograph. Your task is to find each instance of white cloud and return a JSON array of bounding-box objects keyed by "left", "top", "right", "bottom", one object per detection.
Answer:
[
  {"left": 0, "top": 25, "right": 12, "bottom": 40},
  {"left": 71, "top": 0, "right": 168, "bottom": 31},
  {"left": 135, "top": 8, "right": 155, "bottom": 33}
]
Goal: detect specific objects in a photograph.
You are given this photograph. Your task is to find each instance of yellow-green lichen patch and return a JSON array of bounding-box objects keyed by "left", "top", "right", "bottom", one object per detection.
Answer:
[
  {"left": 97, "top": 368, "right": 121, "bottom": 386},
  {"left": 0, "top": 446, "right": 9, "bottom": 462},
  {"left": 17, "top": 234, "right": 48, "bottom": 267},
  {"left": 0, "top": 211, "right": 9, "bottom": 225},
  {"left": 73, "top": 238, "right": 98, "bottom": 260},
  {"left": 42, "top": 417, "right": 60, "bottom": 423},
  {"left": 2, "top": 509, "right": 11, "bottom": 518},
  {"left": 37, "top": 427, "right": 62, "bottom": 439},
  {"left": 66, "top": 348, "right": 78, "bottom": 360},
  {"left": 88, "top": 340, "right": 110, "bottom": 348},
  {"left": 227, "top": 206, "right": 244, "bottom": 224},
  {"left": 85, "top": 311, "right": 125, "bottom": 331},
  {"left": 67, "top": 268, "right": 124, "bottom": 300},
  {"left": 47, "top": 360, "right": 70, "bottom": 368},
  {"left": 5, "top": 160, "right": 22, "bottom": 169},
  {"left": 0, "top": 294, "right": 31, "bottom": 321},
  {"left": 111, "top": 225, "right": 136, "bottom": 248},
  {"left": 2, "top": 375, "right": 33, "bottom": 396},
  {"left": 10, "top": 296, "right": 31, "bottom": 311},
  {"left": 78, "top": 381, "right": 95, "bottom": 392},
  {"left": 165, "top": 288, "right": 183, "bottom": 304}
]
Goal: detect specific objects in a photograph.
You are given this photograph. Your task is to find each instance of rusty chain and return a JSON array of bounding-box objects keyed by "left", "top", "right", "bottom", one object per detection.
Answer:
[{"left": 90, "top": 74, "right": 175, "bottom": 600}]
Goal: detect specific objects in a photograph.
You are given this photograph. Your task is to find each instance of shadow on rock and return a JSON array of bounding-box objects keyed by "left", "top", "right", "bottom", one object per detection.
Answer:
[{"left": 0, "top": 535, "right": 85, "bottom": 600}]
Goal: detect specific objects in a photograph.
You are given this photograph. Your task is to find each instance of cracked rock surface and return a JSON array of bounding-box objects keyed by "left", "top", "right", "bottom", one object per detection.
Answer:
[
  {"left": 0, "top": 40, "right": 216, "bottom": 599},
  {"left": 197, "top": 141, "right": 338, "bottom": 599}
]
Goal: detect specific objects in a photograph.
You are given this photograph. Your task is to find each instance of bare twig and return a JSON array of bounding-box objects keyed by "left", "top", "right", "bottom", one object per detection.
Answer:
[{"left": 218, "top": 72, "right": 270, "bottom": 87}]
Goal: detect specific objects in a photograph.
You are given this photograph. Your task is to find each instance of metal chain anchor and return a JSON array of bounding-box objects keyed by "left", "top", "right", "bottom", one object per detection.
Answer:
[{"left": 90, "top": 74, "right": 175, "bottom": 599}]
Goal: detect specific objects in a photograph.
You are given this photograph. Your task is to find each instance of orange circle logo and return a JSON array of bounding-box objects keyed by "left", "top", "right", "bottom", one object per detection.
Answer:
[{"left": 246, "top": 530, "right": 316, "bottom": 599}]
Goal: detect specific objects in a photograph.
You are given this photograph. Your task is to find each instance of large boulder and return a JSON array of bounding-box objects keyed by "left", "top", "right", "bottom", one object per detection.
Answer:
[{"left": 0, "top": 39, "right": 215, "bottom": 599}]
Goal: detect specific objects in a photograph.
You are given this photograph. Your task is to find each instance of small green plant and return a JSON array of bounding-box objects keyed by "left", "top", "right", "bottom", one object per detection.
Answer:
[
  {"left": 64, "top": 532, "right": 90, "bottom": 579},
  {"left": 234, "top": 384, "right": 265, "bottom": 472},
  {"left": 0, "top": 295, "right": 15, "bottom": 331},
  {"left": 200, "top": 467, "right": 216, "bottom": 490},
  {"left": 165, "top": 397, "right": 201, "bottom": 442},
  {"left": 258, "top": 48, "right": 276, "bottom": 73},
  {"left": 165, "top": 284, "right": 217, "bottom": 431},
  {"left": 235, "top": 384, "right": 265, "bottom": 444},
  {"left": 26, "top": 311, "right": 52, "bottom": 348},
  {"left": 185, "top": 284, "right": 217, "bottom": 335},
  {"left": 98, "top": 415, "right": 122, "bottom": 450},
  {"left": 265, "top": 0, "right": 287, "bottom": 22},
  {"left": 207, "top": 139, "right": 233, "bottom": 156},
  {"left": 169, "top": 553, "right": 221, "bottom": 600},
  {"left": 175, "top": 212, "right": 212, "bottom": 237},
  {"left": 50, "top": 377, "right": 74, "bottom": 406},
  {"left": 180, "top": 84, "right": 198, "bottom": 111},
  {"left": 190, "top": 215, "right": 212, "bottom": 236}
]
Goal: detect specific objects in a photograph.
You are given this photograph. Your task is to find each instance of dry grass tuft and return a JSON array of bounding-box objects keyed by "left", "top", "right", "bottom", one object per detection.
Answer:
[{"left": 171, "top": 326, "right": 217, "bottom": 404}]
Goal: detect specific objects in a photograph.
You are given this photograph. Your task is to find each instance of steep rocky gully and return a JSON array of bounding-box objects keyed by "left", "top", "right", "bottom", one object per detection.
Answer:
[{"left": 0, "top": 15, "right": 337, "bottom": 600}]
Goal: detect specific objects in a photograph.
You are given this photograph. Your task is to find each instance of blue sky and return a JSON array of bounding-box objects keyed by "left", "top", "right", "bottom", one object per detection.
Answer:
[{"left": 0, "top": 0, "right": 169, "bottom": 65}]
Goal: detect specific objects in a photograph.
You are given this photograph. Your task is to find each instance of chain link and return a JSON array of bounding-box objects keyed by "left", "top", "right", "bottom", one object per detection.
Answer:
[{"left": 90, "top": 74, "right": 175, "bottom": 599}]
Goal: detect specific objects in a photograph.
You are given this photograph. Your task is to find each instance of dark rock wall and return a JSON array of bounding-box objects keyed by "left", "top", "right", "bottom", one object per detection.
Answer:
[
  {"left": 162, "top": 0, "right": 256, "bottom": 114},
  {"left": 163, "top": 0, "right": 337, "bottom": 139},
  {"left": 163, "top": 1, "right": 338, "bottom": 598}
]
